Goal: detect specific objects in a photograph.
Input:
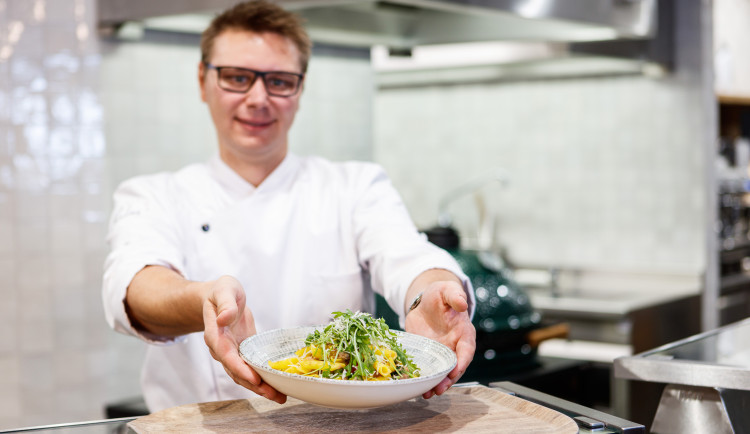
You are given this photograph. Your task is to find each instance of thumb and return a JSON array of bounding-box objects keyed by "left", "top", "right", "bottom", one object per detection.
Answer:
[
  {"left": 212, "top": 287, "right": 244, "bottom": 328},
  {"left": 443, "top": 283, "right": 469, "bottom": 312}
]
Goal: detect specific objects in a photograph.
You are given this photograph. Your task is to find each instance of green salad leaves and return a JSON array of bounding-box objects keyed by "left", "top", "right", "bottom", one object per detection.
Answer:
[{"left": 304, "top": 310, "right": 420, "bottom": 381}]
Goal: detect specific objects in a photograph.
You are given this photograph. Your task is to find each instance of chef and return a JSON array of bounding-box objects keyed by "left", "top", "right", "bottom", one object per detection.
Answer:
[{"left": 102, "top": 0, "right": 476, "bottom": 412}]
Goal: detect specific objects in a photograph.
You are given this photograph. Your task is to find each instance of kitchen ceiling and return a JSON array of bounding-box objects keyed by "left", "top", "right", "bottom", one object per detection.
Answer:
[
  {"left": 98, "top": 0, "right": 659, "bottom": 45},
  {"left": 97, "top": 0, "right": 671, "bottom": 81}
]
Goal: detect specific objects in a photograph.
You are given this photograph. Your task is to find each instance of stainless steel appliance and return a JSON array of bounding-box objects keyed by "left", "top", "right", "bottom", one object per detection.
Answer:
[
  {"left": 615, "top": 317, "right": 750, "bottom": 434},
  {"left": 97, "top": 0, "right": 673, "bottom": 79}
]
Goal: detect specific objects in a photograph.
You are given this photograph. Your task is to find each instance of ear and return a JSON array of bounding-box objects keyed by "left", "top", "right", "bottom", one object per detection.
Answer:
[{"left": 198, "top": 61, "right": 207, "bottom": 102}]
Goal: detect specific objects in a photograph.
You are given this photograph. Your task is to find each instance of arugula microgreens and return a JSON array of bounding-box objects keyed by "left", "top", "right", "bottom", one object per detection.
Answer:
[{"left": 304, "top": 310, "right": 420, "bottom": 380}]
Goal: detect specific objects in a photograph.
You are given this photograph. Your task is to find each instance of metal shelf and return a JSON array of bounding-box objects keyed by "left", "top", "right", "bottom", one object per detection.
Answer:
[{"left": 719, "top": 273, "right": 750, "bottom": 292}]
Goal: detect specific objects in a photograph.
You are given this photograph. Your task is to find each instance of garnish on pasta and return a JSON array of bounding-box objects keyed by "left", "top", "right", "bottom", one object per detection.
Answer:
[{"left": 268, "top": 310, "right": 420, "bottom": 381}]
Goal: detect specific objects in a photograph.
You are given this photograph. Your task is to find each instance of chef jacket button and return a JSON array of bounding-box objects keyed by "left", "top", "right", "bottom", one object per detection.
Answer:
[{"left": 201, "top": 224, "right": 210, "bottom": 232}]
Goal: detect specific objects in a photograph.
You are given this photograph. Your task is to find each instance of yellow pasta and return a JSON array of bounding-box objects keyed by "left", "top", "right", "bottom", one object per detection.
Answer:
[
  {"left": 374, "top": 360, "right": 392, "bottom": 377},
  {"left": 267, "top": 311, "right": 420, "bottom": 381},
  {"left": 270, "top": 342, "right": 415, "bottom": 381},
  {"left": 268, "top": 356, "right": 299, "bottom": 371}
]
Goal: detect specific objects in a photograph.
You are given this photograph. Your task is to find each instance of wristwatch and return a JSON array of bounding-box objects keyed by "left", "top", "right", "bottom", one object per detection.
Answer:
[{"left": 407, "top": 292, "right": 423, "bottom": 314}]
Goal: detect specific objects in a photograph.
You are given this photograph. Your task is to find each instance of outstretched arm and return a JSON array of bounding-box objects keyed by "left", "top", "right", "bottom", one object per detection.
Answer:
[{"left": 126, "top": 265, "right": 286, "bottom": 403}]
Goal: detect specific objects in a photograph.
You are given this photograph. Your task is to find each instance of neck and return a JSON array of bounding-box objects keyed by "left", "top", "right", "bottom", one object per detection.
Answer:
[{"left": 219, "top": 148, "right": 286, "bottom": 187}]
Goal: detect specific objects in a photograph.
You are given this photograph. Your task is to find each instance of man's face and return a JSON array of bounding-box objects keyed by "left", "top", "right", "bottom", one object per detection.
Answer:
[{"left": 199, "top": 30, "right": 303, "bottom": 166}]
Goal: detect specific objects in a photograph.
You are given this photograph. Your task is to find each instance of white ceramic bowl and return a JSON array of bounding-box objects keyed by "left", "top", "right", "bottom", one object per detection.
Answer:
[{"left": 239, "top": 326, "right": 457, "bottom": 409}]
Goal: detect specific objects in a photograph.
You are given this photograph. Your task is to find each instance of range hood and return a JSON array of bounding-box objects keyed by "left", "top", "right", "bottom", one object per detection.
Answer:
[{"left": 98, "top": 0, "right": 672, "bottom": 82}]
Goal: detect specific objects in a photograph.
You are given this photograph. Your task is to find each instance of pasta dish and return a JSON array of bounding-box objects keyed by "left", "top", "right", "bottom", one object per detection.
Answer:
[{"left": 268, "top": 310, "right": 420, "bottom": 381}]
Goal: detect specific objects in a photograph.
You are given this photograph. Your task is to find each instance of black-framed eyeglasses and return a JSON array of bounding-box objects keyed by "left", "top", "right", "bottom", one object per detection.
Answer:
[{"left": 204, "top": 62, "right": 304, "bottom": 97}]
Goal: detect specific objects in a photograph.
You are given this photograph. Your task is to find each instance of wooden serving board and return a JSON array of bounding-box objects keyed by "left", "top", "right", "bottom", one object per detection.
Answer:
[{"left": 128, "top": 385, "right": 578, "bottom": 433}]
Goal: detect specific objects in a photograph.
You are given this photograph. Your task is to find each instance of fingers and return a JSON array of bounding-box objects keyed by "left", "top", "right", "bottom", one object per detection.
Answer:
[
  {"left": 209, "top": 282, "right": 244, "bottom": 328},
  {"left": 452, "top": 328, "right": 476, "bottom": 377},
  {"left": 424, "top": 377, "right": 453, "bottom": 399},
  {"left": 256, "top": 384, "right": 287, "bottom": 404},
  {"left": 202, "top": 301, "right": 220, "bottom": 341},
  {"left": 220, "top": 334, "right": 263, "bottom": 386},
  {"left": 221, "top": 363, "right": 287, "bottom": 404},
  {"left": 201, "top": 277, "right": 283, "bottom": 404},
  {"left": 214, "top": 293, "right": 240, "bottom": 328},
  {"left": 441, "top": 282, "right": 469, "bottom": 313},
  {"left": 208, "top": 328, "right": 287, "bottom": 404},
  {"left": 426, "top": 332, "right": 472, "bottom": 400},
  {"left": 421, "top": 285, "right": 476, "bottom": 400}
]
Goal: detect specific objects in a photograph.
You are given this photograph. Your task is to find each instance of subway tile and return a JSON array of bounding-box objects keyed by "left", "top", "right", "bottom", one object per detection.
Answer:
[
  {"left": 45, "top": 24, "right": 82, "bottom": 57},
  {"left": 47, "top": 125, "right": 76, "bottom": 157},
  {"left": 0, "top": 317, "right": 18, "bottom": 355},
  {"left": 38, "top": 0, "right": 78, "bottom": 25},
  {"left": 19, "top": 318, "right": 54, "bottom": 355},
  {"left": 16, "top": 222, "right": 49, "bottom": 253},
  {"left": 53, "top": 385, "right": 101, "bottom": 424},
  {"left": 0, "top": 90, "right": 10, "bottom": 123},
  {"left": 10, "top": 88, "right": 48, "bottom": 126},
  {"left": 82, "top": 221, "right": 108, "bottom": 255},
  {"left": 43, "top": 52, "right": 80, "bottom": 89},
  {"left": 83, "top": 317, "right": 109, "bottom": 350},
  {"left": 48, "top": 192, "right": 82, "bottom": 221},
  {"left": 0, "top": 385, "right": 22, "bottom": 423},
  {"left": 16, "top": 254, "right": 50, "bottom": 295},
  {"left": 51, "top": 255, "right": 85, "bottom": 288},
  {"left": 13, "top": 190, "right": 48, "bottom": 220},
  {"left": 0, "top": 223, "right": 14, "bottom": 254},
  {"left": 52, "top": 350, "right": 90, "bottom": 387},
  {"left": 10, "top": 24, "right": 45, "bottom": 59},
  {"left": 0, "top": 256, "right": 15, "bottom": 303}
]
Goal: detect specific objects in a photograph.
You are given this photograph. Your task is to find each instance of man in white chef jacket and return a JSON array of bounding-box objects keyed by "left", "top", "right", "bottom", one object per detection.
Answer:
[{"left": 102, "top": 0, "right": 476, "bottom": 412}]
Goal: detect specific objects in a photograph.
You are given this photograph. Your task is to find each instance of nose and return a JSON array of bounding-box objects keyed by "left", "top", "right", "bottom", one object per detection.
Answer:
[{"left": 243, "top": 77, "right": 269, "bottom": 104}]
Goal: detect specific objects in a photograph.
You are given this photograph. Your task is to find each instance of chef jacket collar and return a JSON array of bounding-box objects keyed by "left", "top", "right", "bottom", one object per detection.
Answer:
[{"left": 208, "top": 153, "right": 302, "bottom": 199}]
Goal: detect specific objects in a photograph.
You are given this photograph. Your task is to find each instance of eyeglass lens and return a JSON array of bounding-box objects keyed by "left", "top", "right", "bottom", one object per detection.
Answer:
[{"left": 217, "top": 68, "right": 300, "bottom": 96}]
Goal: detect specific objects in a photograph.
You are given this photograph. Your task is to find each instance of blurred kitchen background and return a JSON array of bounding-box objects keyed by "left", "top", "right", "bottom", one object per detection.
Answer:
[{"left": 1, "top": 0, "right": 750, "bottom": 430}]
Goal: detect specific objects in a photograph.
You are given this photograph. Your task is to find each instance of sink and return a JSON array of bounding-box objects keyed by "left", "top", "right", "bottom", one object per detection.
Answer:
[
  {"left": 526, "top": 286, "right": 638, "bottom": 301},
  {"left": 526, "top": 287, "right": 642, "bottom": 319},
  {"left": 511, "top": 268, "right": 702, "bottom": 320}
]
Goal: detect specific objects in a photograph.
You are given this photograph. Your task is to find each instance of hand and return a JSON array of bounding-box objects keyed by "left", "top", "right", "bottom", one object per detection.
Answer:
[
  {"left": 404, "top": 280, "right": 476, "bottom": 399},
  {"left": 202, "top": 276, "right": 287, "bottom": 404}
]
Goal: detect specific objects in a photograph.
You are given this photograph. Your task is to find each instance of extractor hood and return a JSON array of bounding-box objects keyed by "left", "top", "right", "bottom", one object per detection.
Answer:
[{"left": 97, "top": 0, "right": 672, "bottom": 82}]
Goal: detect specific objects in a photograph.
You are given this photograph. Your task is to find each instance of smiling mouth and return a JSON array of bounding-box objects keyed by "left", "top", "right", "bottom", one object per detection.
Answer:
[{"left": 236, "top": 117, "right": 275, "bottom": 128}]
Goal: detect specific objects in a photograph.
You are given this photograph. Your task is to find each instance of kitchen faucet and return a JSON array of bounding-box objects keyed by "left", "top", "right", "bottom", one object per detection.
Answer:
[
  {"left": 548, "top": 267, "right": 561, "bottom": 298},
  {"left": 435, "top": 168, "right": 511, "bottom": 269},
  {"left": 437, "top": 168, "right": 510, "bottom": 230}
]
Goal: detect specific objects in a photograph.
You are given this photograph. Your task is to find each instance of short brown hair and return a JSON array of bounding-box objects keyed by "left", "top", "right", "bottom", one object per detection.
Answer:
[{"left": 200, "top": 0, "right": 312, "bottom": 73}]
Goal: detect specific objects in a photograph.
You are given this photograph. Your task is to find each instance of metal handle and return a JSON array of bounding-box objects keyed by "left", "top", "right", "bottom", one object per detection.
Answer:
[{"left": 489, "top": 381, "right": 645, "bottom": 433}]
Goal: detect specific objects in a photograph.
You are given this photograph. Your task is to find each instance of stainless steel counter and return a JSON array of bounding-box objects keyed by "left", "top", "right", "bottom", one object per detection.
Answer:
[
  {"left": 614, "top": 318, "right": 750, "bottom": 433},
  {"left": 514, "top": 269, "right": 704, "bottom": 426},
  {"left": 615, "top": 317, "right": 750, "bottom": 389},
  {"left": 0, "top": 417, "right": 136, "bottom": 433}
]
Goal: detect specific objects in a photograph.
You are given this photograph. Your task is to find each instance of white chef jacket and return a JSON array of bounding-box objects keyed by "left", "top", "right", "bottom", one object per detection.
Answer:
[{"left": 102, "top": 152, "right": 472, "bottom": 412}]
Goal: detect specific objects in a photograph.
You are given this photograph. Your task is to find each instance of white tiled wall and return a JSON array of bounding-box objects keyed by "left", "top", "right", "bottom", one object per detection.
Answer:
[
  {"left": 0, "top": 0, "right": 373, "bottom": 429},
  {"left": 375, "top": 76, "right": 708, "bottom": 274},
  {"left": 0, "top": 0, "right": 121, "bottom": 428},
  {"left": 373, "top": 0, "right": 712, "bottom": 276},
  {"left": 374, "top": 1, "right": 716, "bottom": 276}
]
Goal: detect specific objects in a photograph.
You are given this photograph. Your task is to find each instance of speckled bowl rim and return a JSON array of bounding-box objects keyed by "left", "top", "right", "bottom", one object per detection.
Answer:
[{"left": 240, "top": 326, "right": 457, "bottom": 387}]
